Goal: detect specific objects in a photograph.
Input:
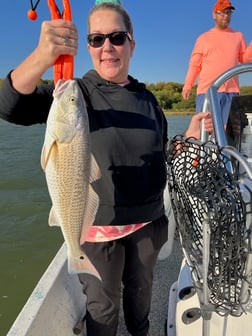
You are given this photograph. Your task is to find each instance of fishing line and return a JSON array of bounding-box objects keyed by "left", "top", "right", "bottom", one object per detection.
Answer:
[{"left": 30, "top": 0, "right": 41, "bottom": 10}]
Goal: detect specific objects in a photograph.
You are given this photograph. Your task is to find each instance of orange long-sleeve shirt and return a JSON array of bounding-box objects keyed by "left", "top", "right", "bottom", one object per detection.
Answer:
[{"left": 183, "top": 27, "right": 252, "bottom": 94}]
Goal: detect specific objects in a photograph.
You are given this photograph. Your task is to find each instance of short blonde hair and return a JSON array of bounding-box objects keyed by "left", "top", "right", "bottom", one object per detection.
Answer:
[{"left": 88, "top": 3, "right": 134, "bottom": 36}]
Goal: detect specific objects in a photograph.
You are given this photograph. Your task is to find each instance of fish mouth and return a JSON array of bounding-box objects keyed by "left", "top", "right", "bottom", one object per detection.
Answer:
[{"left": 53, "top": 79, "right": 76, "bottom": 98}]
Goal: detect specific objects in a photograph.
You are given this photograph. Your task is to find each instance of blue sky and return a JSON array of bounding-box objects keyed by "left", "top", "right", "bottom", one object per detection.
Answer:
[{"left": 1, "top": 1, "right": 252, "bottom": 85}]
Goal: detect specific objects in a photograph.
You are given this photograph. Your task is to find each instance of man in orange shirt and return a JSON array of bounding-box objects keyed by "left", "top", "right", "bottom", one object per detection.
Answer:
[{"left": 182, "top": 0, "right": 252, "bottom": 125}]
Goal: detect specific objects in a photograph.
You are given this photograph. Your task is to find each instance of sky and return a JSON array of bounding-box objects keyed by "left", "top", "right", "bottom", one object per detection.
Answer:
[{"left": 1, "top": 1, "right": 252, "bottom": 85}]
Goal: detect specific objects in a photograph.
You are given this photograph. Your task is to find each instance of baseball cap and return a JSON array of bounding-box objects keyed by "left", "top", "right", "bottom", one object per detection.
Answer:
[{"left": 214, "top": 0, "right": 235, "bottom": 12}]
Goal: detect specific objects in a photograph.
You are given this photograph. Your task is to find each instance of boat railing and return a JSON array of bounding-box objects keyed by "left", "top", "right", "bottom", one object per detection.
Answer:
[{"left": 201, "top": 62, "right": 252, "bottom": 146}]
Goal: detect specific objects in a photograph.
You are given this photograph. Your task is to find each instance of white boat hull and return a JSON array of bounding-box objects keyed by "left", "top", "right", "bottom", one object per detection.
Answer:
[
  {"left": 7, "top": 243, "right": 86, "bottom": 336},
  {"left": 167, "top": 259, "right": 252, "bottom": 336}
]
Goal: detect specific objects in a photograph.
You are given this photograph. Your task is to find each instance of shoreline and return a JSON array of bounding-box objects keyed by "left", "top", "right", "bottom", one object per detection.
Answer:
[{"left": 164, "top": 110, "right": 194, "bottom": 116}]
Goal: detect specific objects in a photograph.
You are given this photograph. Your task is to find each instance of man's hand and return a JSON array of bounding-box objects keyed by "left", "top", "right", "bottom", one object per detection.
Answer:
[{"left": 184, "top": 112, "right": 213, "bottom": 139}]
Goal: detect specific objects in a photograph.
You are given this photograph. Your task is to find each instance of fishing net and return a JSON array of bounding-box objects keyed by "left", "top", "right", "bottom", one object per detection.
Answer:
[{"left": 167, "top": 135, "right": 252, "bottom": 316}]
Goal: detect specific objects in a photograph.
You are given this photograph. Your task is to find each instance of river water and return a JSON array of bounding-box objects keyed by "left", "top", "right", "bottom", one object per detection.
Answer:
[{"left": 0, "top": 115, "right": 191, "bottom": 335}]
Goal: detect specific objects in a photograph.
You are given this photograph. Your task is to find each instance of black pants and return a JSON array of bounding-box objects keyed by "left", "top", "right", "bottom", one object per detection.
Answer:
[{"left": 78, "top": 215, "right": 168, "bottom": 336}]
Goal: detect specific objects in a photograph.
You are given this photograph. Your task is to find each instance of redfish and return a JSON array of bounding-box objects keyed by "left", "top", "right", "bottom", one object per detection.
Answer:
[{"left": 41, "top": 79, "right": 101, "bottom": 280}]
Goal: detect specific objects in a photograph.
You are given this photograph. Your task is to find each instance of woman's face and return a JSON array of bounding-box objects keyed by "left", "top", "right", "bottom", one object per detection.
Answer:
[{"left": 87, "top": 9, "right": 135, "bottom": 83}]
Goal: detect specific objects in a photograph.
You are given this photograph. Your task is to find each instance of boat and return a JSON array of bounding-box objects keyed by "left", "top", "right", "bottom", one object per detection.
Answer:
[{"left": 7, "top": 63, "right": 252, "bottom": 336}]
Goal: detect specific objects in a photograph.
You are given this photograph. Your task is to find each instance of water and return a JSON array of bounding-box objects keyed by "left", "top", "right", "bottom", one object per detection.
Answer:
[{"left": 0, "top": 115, "right": 191, "bottom": 335}]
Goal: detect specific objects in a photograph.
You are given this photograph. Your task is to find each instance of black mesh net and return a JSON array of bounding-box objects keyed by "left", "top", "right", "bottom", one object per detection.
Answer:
[{"left": 167, "top": 135, "right": 252, "bottom": 316}]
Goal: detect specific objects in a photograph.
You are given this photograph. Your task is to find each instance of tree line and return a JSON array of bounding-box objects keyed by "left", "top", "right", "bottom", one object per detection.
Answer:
[
  {"left": 145, "top": 81, "right": 252, "bottom": 112},
  {"left": 1, "top": 78, "right": 252, "bottom": 112}
]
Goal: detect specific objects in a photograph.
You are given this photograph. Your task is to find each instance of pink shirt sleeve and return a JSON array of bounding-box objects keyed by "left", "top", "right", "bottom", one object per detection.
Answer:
[{"left": 183, "top": 27, "right": 252, "bottom": 95}]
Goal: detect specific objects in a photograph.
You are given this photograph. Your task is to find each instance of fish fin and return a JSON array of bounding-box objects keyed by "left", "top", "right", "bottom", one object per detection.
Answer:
[
  {"left": 41, "top": 141, "right": 56, "bottom": 170},
  {"left": 48, "top": 207, "right": 61, "bottom": 227},
  {"left": 89, "top": 154, "right": 101, "bottom": 183},
  {"left": 80, "top": 185, "right": 99, "bottom": 244},
  {"left": 68, "top": 252, "right": 102, "bottom": 281}
]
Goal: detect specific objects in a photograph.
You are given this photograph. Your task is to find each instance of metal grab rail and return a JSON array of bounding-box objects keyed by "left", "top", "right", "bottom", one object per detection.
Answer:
[{"left": 201, "top": 62, "right": 252, "bottom": 145}]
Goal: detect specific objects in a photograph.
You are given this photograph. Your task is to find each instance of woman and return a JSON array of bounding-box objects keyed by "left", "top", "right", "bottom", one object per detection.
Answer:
[{"left": 0, "top": 3, "right": 212, "bottom": 336}]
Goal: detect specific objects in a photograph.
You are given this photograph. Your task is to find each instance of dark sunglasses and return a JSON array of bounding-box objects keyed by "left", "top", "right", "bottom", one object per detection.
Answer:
[{"left": 87, "top": 31, "right": 131, "bottom": 48}]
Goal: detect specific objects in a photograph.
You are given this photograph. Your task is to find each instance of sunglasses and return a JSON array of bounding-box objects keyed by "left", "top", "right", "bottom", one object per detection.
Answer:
[
  {"left": 216, "top": 10, "right": 233, "bottom": 16},
  {"left": 87, "top": 31, "right": 131, "bottom": 48}
]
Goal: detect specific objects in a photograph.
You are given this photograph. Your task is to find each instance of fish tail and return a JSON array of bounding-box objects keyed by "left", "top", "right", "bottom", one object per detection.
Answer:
[{"left": 68, "top": 253, "right": 101, "bottom": 281}]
